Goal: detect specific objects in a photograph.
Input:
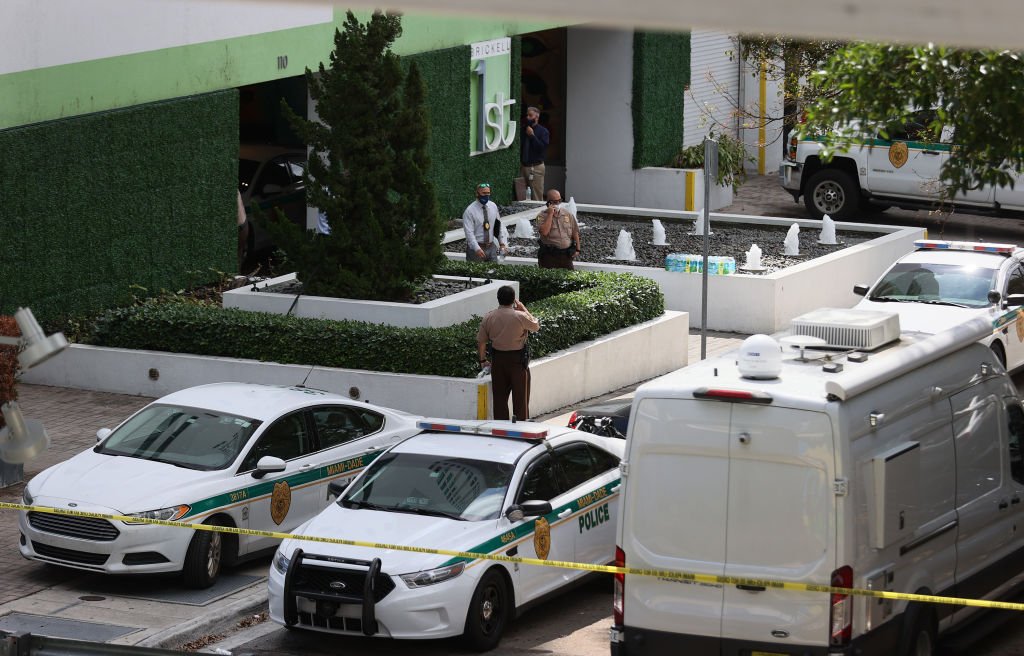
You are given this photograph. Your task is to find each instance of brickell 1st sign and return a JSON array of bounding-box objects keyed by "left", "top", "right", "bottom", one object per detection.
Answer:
[{"left": 470, "top": 37, "right": 516, "bottom": 155}]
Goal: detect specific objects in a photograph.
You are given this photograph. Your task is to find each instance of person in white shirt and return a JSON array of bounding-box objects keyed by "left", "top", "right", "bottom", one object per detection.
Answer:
[{"left": 462, "top": 182, "right": 508, "bottom": 262}]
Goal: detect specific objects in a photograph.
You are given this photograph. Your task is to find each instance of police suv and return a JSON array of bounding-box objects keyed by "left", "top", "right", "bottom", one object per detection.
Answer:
[
  {"left": 613, "top": 309, "right": 1024, "bottom": 655},
  {"left": 854, "top": 239, "right": 1024, "bottom": 371},
  {"left": 780, "top": 110, "right": 1024, "bottom": 219},
  {"left": 19, "top": 383, "right": 421, "bottom": 588},
  {"left": 268, "top": 419, "right": 624, "bottom": 651}
]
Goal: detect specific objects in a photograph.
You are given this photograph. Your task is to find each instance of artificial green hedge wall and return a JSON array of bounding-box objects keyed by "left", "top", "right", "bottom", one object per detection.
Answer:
[
  {"left": 91, "top": 263, "right": 663, "bottom": 378},
  {"left": 632, "top": 31, "right": 691, "bottom": 169},
  {"left": 0, "top": 91, "right": 238, "bottom": 322},
  {"left": 407, "top": 39, "right": 521, "bottom": 222}
]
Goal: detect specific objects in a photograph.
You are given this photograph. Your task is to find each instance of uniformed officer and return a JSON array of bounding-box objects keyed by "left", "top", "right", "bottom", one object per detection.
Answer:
[
  {"left": 536, "top": 189, "right": 580, "bottom": 269},
  {"left": 462, "top": 182, "right": 508, "bottom": 262},
  {"left": 477, "top": 286, "right": 540, "bottom": 420}
]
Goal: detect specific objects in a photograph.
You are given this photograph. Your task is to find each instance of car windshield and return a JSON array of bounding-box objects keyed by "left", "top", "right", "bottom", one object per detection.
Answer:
[
  {"left": 869, "top": 262, "right": 998, "bottom": 308},
  {"left": 95, "top": 404, "right": 262, "bottom": 470},
  {"left": 340, "top": 451, "right": 515, "bottom": 522},
  {"left": 238, "top": 159, "right": 260, "bottom": 193}
]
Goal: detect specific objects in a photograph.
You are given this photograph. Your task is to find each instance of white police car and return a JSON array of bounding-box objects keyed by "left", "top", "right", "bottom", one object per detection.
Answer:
[
  {"left": 268, "top": 419, "right": 624, "bottom": 651},
  {"left": 854, "top": 239, "right": 1024, "bottom": 371},
  {"left": 19, "top": 383, "right": 421, "bottom": 588}
]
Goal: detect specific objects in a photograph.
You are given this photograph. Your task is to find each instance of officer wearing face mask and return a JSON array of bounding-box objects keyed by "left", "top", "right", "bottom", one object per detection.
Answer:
[{"left": 462, "top": 182, "right": 508, "bottom": 262}]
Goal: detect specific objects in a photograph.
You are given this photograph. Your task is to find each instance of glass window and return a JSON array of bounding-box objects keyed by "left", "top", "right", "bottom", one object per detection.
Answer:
[
  {"left": 1008, "top": 403, "right": 1024, "bottom": 485},
  {"left": 95, "top": 404, "right": 261, "bottom": 471},
  {"left": 588, "top": 444, "right": 621, "bottom": 473},
  {"left": 239, "top": 412, "right": 312, "bottom": 472},
  {"left": 256, "top": 159, "right": 293, "bottom": 193},
  {"left": 869, "top": 262, "right": 998, "bottom": 308},
  {"left": 342, "top": 452, "right": 514, "bottom": 521},
  {"left": 357, "top": 410, "right": 385, "bottom": 433},
  {"left": 1006, "top": 265, "right": 1024, "bottom": 298},
  {"left": 557, "top": 443, "right": 598, "bottom": 490},
  {"left": 517, "top": 454, "right": 567, "bottom": 502},
  {"left": 312, "top": 407, "right": 366, "bottom": 449}
]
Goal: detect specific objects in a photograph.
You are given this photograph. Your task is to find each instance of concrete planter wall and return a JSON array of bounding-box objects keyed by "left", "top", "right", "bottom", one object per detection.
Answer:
[
  {"left": 445, "top": 205, "right": 925, "bottom": 334},
  {"left": 223, "top": 274, "right": 516, "bottom": 328},
  {"left": 634, "top": 167, "right": 734, "bottom": 212},
  {"left": 23, "top": 312, "right": 689, "bottom": 420}
]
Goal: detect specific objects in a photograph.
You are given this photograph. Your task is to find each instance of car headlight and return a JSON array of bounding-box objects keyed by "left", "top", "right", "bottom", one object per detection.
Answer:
[
  {"left": 272, "top": 549, "right": 291, "bottom": 575},
  {"left": 399, "top": 562, "right": 466, "bottom": 588},
  {"left": 22, "top": 486, "right": 33, "bottom": 506},
  {"left": 122, "top": 505, "right": 190, "bottom": 525}
]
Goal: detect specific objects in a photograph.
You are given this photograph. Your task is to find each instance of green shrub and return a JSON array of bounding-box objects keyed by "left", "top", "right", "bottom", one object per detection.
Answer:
[
  {"left": 90, "top": 268, "right": 664, "bottom": 378},
  {"left": 667, "top": 130, "right": 753, "bottom": 191}
]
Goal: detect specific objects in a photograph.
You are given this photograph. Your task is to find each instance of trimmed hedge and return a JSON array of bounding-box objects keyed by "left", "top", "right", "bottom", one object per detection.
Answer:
[
  {"left": 632, "top": 31, "right": 691, "bottom": 169},
  {"left": 0, "top": 91, "right": 238, "bottom": 323},
  {"left": 91, "top": 266, "right": 664, "bottom": 378},
  {"left": 407, "top": 39, "right": 521, "bottom": 222}
]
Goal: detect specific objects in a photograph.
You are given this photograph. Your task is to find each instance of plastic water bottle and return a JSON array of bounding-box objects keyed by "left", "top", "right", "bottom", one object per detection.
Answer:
[
  {"left": 726, "top": 257, "right": 736, "bottom": 274},
  {"left": 526, "top": 186, "right": 532, "bottom": 201}
]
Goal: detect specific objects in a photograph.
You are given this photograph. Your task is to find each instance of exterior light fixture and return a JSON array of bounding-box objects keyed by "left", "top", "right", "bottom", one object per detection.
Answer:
[
  {"left": 0, "top": 307, "right": 68, "bottom": 370},
  {"left": 0, "top": 402, "right": 49, "bottom": 465}
]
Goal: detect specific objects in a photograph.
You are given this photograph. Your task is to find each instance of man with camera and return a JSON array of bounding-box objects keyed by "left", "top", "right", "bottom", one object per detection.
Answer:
[
  {"left": 536, "top": 189, "right": 580, "bottom": 269},
  {"left": 520, "top": 106, "right": 549, "bottom": 201},
  {"left": 477, "top": 285, "right": 540, "bottom": 421}
]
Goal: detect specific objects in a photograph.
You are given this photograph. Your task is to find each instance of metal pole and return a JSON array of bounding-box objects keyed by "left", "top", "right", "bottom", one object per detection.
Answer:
[{"left": 701, "top": 138, "right": 718, "bottom": 360}]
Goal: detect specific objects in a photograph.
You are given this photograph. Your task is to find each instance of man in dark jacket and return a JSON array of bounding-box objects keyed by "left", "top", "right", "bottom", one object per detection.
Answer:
[{"left": 520, "top": 106, "right": 549, "bottom": 201}]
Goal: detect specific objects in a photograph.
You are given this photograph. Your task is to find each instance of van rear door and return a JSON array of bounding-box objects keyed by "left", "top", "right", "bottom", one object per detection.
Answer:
[
  {"left": 720, "top": 405, "right": 837, "bottom": 647},
  {"left": 621, "top": 398, "right": 731, "bottom": 642}
]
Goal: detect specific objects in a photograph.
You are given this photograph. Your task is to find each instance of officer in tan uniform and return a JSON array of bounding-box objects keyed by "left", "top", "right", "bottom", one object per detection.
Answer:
[
  {"left": 536, "top": 188, "right": 581, "bottom": 269},
  {"left": 477, "top": 285, "right": 540, "bottom": 420}
]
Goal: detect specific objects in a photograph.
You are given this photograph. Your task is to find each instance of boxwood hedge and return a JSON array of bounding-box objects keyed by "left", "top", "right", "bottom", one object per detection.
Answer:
[{"left": 90, "top": 264, "right": 664, "bottom": 378}]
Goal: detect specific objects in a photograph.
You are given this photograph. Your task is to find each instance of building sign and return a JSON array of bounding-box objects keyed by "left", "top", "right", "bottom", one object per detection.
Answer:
[{"left": 470, "top": 37, "right": 516, "bottom": 155}]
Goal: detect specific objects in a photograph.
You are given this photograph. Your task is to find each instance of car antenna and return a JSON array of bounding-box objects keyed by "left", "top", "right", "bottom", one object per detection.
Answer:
[{"left": 297, "top": 364, "right": 315, "bottom": 388}]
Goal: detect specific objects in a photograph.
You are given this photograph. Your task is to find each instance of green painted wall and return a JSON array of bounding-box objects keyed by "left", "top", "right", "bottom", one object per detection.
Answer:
[
  {"left": 408, "top": 38, "right": 522, "bottom": 221},
  {"left": 632, "top": 31, "right": 691, "bottom": 169},
  {"left": 0, "top": 91, "right": 237, "bottom": 322}
]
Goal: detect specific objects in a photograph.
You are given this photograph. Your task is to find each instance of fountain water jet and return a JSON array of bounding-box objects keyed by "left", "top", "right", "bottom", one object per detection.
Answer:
[
  {"left": 651, "top": 219, "right": 669, "bottom": 246},
  {"left": 611, "top": 230, "right": 637, "bottom": 260},
  {"left": 784, "top": 223, "right": 801, "bottom": 256}
]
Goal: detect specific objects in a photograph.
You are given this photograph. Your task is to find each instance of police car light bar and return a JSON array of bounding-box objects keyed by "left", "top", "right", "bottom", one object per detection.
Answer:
[
  {"left": 416, "top": 420, "right": 548, "bottom": 440},
  {"left": 914, "top": 239, "right": 1017, "bottom": 254}
]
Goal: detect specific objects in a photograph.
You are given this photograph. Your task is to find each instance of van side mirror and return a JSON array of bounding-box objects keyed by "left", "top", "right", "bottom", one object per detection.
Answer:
[
  {"left": 853, "top": 284, "right": 870, "bottom": 297},
  {"left": 252, "top": 455, "right": 286, "bottom": 479},
  {"left": 505, "top": 500, "right": 552, "bottom": 522},
  {"left": 328, "top": 479, "right": 350, "bottom": 499},
  {"left": 96, "top": 428, "right": 112, "bottom": 443}
]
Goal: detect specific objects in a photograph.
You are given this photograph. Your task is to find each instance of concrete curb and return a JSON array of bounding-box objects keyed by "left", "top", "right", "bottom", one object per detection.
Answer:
[{"left": 135, "top": 585, "right": 268, "bottom": 649}]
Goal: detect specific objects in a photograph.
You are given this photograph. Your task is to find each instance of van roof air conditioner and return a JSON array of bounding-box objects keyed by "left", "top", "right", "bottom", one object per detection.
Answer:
[{"left": 789, "top": 308, "right": 901, "bottom": 351}]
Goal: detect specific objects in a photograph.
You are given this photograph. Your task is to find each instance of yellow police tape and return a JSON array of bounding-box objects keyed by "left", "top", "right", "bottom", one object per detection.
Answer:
[{"left": 4, "top": 501, "right": 1024, "bottom": 612}]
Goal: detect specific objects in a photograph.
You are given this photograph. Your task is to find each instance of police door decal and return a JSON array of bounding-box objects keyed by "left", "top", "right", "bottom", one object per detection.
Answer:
[
  {"left": 889, "top": 142, "right": 909, "bottom": 169},
  {"left": 534, "top": 516, "right": 551, "bottom": 560},
  {"left": 271, "top": 481, "right": 292, "bottom": 525}
]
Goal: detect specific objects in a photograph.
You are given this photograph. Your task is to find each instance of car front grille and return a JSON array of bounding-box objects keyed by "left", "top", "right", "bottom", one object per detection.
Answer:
[
  {"left": 293, "top": 563, "right": 395, "bottom": 603},
  {"left": 28, "top": 512, "right": 121, "bottom": 542},
  {"left": 32, "top": 541, "right": 109, "bottom": 566}
]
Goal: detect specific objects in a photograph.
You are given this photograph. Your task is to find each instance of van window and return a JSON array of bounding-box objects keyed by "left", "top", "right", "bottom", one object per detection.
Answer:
[{"left": 1007, "top": 403, "right": 1024, "bottom": 485}]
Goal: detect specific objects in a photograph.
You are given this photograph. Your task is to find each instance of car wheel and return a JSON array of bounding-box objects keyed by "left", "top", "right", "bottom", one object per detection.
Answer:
[
  {"left": 463, "top": 569, "right": 511, "bottom": 652},
  {"left": 182, "top": 524, "right": 223, "bottom": 589},
  {"left": 804, "top": 169, "right": 860, "bottom": 220},
  {"left": 899, "top": 605, "right": 937, "bottom": 656},
  {"left": 991, "top": 341, "right": 1007, "bottom": 369}
]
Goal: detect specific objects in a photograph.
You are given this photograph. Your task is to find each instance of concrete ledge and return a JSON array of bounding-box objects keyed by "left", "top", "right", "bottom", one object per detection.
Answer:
[
  {"left": 24, "top": 312, "right": 689, "bottom": 419},
  {"left": 223, "top": 274, "right": 516, "bottom": 328}
]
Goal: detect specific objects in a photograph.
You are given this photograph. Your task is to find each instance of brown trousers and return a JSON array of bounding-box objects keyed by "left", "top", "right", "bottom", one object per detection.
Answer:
[
  {"left": 538, "top": 249, "right": 574, "bottom": 270},
  {"left": 491, "top": 350, "right": 531, "bottom": 421}
]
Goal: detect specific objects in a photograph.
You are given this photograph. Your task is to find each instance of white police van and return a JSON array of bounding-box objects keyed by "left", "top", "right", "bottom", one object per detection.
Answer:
[{"left": 612, "top": 309, "right": 1024, "bottom": 655}]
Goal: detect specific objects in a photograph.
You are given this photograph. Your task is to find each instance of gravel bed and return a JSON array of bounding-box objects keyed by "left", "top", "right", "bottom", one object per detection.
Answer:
[
  {"left": 454, "top": 212, "right": 876, "bottom": 274},
  {"left": 261, "top": 277, "right": 484, "bottom": 304}
]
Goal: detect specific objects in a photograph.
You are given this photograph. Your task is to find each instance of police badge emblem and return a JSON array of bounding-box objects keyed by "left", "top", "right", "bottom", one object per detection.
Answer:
[
  {"left": 271, "top": 481, "right": 291, "bottom": 525},
  {"left": 534, "top": 517, "right": 551, "bottom": 560},
  {"left": 889, "top": 141, "right": 909, "bottom": 169}
]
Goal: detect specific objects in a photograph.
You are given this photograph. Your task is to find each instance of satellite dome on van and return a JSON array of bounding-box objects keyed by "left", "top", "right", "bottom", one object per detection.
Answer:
[{"left": 737, "top": 334, "right": 783, "bottom": 379}]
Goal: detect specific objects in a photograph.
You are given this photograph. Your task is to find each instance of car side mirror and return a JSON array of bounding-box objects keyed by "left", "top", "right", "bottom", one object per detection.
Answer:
[
  {"left": 853, "top": 284, "right": 869, "bottom": 297},
  {"left": 327, "top": 479, "right": 350, "bottom": 499},
  {"left": 505, "top": 500, "right": 552, "bottom": 522},
  {"left": 252, "top": 455, "right": 286, "bottom": 479},
  {"left": 96, "top": 428, "right": 112, "bottom": 443}
]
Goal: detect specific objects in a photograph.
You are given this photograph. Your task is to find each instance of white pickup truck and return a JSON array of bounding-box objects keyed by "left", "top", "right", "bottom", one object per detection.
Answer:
[{"left": 779, "top": 111, "right": 1024, "bottom": 219}]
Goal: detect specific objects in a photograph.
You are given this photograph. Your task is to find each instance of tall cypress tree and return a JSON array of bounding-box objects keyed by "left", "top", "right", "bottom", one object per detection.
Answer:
[{"left": 267, "top": 11, "right": 442, "bottom": 301}]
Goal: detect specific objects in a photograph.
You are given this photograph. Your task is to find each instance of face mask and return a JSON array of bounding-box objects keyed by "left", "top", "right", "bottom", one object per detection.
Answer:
[{"left": 479, "top": 195, "right": 490, "bottom": 205}]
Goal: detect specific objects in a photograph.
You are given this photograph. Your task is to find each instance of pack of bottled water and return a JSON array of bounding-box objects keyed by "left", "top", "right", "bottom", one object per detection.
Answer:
[{"left": 665, "top": 253, "right": 736, "bottom": 275}]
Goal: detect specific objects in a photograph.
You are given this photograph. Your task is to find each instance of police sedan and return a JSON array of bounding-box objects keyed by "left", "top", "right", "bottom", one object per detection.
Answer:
[
  {"left": 268, "top": 419, "right": 624, "bottom": 651},
  {"left": 854, "top": 239, "right": 1024, "bottom": 371},
  {"left": 19, "top": 383, "right": 421, "bottom": 588}
]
